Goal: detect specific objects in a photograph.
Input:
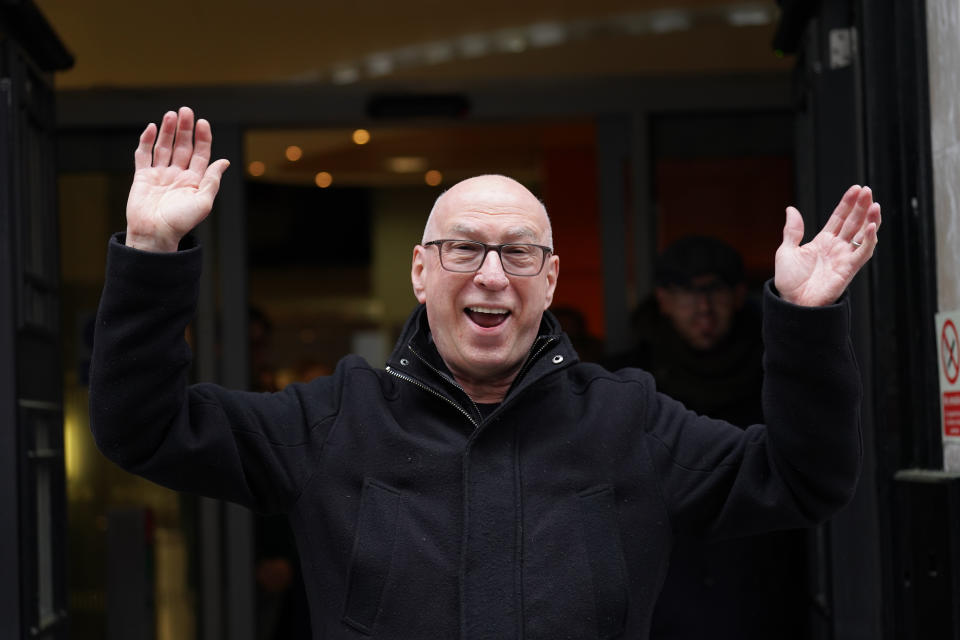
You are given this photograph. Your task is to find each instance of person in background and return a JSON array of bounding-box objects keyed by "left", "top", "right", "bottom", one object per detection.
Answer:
[{"left": 611, "top": 235, "right": 807, "bottom": 639}]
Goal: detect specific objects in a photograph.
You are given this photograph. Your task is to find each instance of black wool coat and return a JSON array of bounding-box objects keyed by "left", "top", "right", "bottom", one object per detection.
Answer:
[{"left": 90, "top": 234, "right": 862, "bottom": 640}]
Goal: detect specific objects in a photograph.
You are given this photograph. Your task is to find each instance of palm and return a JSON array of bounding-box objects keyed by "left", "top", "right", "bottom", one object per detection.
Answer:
[
  {"left": 774, "top": 186, "right": 881, "bottom": 307},
  {"left": 125, "top": 107, "right": 229, "bottom": 253},
  {"left": 128, "top": 166, "right": 214, "bottom": 237}
]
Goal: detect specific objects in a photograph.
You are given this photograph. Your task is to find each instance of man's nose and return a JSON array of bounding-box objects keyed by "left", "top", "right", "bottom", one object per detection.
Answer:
[
  {"left": 474, "top": 249, "right": 509, "bottom": 289},
  {"left": 692, "top": 291, "right": 717, "bottom": 313}
]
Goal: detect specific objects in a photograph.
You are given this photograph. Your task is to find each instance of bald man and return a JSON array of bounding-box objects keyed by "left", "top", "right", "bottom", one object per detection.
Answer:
[{"left": 90, "top": 108, "right": 880, "bottom": 640}]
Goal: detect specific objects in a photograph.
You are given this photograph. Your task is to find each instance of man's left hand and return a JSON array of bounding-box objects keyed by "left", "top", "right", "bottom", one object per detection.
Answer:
[{"left": 775, "top": 185, "right": 881, "bottom": 307}]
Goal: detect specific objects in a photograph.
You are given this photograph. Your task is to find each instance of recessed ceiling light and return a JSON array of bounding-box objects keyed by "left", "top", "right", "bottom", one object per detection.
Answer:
[
  {"left": 387, "top": 157, "right": 428, "bottom": 173},
  {"left": 352, "top": 129, "right": 371, "bottom": 145},
  {"left": 315, "top": 171, "right": 333, "bottom": 188}
]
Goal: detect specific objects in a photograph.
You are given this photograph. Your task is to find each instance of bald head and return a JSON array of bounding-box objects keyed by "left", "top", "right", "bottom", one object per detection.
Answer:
[
  {"left": 410, "top": 173, "right": 560, "bottom": 402},
  {"left": 422, "top": 175, "right": 553, "bottom": 248}
]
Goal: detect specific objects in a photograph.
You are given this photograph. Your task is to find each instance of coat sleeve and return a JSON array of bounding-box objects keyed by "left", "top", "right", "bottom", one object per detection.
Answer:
[
  {"left": 88, "top": 233, "right": 342, "bottom": 514},
  {"left": 645, "top": 280, "right": 862, "bottom": 539}
]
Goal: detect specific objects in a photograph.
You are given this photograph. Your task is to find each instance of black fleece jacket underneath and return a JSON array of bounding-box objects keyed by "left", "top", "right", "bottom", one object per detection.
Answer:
[{"left": 89, "top": 234, "right": 862, "bottom": 640}]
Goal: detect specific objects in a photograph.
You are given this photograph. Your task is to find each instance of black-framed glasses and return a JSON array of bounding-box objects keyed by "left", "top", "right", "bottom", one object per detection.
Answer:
[{"left": 424, "top": 239, "right": 553, "bottom": 276}]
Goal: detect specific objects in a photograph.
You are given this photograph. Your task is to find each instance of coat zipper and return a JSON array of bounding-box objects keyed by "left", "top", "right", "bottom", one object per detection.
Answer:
[
  {"left": 393, "top": 336, "right": 562, "bottom": 430},
  {"left": 385, "top": 366, "right": 479, "bottom": 429},
  {"left": 406, "top": 343, "right": 483, "bottom": 423}
]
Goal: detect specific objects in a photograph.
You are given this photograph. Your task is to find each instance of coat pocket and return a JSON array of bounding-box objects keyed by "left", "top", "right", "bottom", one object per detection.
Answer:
[
  {"left": 342, "top": 478, "right": 401, "bottom": 635},
  {"left": 578, "top": 485, "right": 628, "bottom": 639}
]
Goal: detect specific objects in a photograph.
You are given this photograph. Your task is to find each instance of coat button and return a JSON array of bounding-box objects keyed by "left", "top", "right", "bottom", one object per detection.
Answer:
[
  {"left": 400, "top": 358, "right": 410, "bottom": 366},
  {"left": 552, "top": 355, "right": 564, "bottom": 364}
]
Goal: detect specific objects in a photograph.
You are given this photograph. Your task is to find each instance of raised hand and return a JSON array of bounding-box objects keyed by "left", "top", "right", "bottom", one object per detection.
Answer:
[
  {"left": 775, "top": 185, "right": 881, "bottom": 307},
  {"left": 125, "top": 106, "right": 230, "bottom": 253}
]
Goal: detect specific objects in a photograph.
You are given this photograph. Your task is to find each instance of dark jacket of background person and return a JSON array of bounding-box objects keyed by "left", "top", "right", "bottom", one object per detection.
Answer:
[
  {"left": 614, "top": 298, "right": 808, "bottom": 639},
  {"left": 608, "top": 236, "right": 808, "bottom": 639},
  {"left": 89, "top": 234, "right": 862, "bottom": 640}
]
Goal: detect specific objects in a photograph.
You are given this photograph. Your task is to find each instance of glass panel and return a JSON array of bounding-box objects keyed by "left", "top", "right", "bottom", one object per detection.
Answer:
[
  {"left": 36, "top": 461, "right": 55, "bottom": 627},
  {"left": 23, "top": 108, "right": 55, "bottom": 282},
  {"left": 25, "top": 408, "right": 58, "bottom": 629},
  {"left": 58, "top": 170, "right": 198, "bottom": 640}
]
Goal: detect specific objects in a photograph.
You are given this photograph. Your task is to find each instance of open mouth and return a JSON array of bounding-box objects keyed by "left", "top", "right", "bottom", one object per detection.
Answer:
[{"left": 465, "top": 306, "right": 510, "bottom": 328}]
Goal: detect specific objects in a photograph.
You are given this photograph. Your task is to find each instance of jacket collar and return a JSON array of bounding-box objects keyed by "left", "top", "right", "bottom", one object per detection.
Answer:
[{"left": 386, "top": 305, "right": 578, "bottom": 424}]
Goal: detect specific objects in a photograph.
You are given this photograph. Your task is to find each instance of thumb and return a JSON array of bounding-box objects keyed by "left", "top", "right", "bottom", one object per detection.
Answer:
[
  {"left": 199, "top": 159, "right": 230, "bottom": 199},
  {"left": 781, "top": 206, "right": 804, "bottom": 249}
]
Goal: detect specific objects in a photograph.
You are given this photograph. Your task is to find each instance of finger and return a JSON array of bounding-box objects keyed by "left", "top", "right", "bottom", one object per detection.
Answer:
[
  {"left": 851, "top": 202, "right": 881, "bottom": 245},
  {"left": 171, "top": 106, "right": 195, "bottom": 169},
  {"left": 153, "top": 111, "right": 177, "bottom": 167},
  {"left": 869, "top": 201, "right": 882, "bottom": 231},
  {"left": 781, "top": 206, "right": 805, "bottom": 249},
  {"left": 134, "top": 123, "right": 157, "bottom": 170},
  {"left": 822, "top": 185, "right": 862, "bottom": 235},
  {"left": 851, "top": 221, "right": 879, "bottom": 267},
  {"left": 838, "top": 186, "right": 873, "bottom": 242},
  {"left": 198, "top": 159, "right": 230, "bottom": 201},
  {"left": 188, "top": 117, "right": 213, "bottom": 176}
]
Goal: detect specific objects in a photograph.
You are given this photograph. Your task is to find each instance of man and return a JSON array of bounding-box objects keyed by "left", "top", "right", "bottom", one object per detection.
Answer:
[
  {"left": 611, "top": 237, "right": 807, "bottom": 638},
  {"left": 90, "top": 107, "right": 880, "bottom": 640},
  {"left": 611, "top": 236, "right": 764, "bottom": 426}
]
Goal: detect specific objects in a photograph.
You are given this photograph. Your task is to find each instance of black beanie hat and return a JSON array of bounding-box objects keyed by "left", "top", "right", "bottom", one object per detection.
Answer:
[{"left": 654, "top": 235, "right": 744, "bottom": 287}]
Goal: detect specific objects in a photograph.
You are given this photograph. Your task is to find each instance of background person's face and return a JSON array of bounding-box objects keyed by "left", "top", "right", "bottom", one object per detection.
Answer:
[
  {"left": 411, "top": 177, "right": 558, "bottom": 387},
  {"left": 655, "top": 274, "right": 745, "bottom": 350}
]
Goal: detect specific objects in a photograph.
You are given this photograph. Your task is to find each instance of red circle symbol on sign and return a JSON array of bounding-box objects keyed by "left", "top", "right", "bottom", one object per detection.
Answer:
[{"left": 942, "top": 319, "right": 960, "bottom": 385}]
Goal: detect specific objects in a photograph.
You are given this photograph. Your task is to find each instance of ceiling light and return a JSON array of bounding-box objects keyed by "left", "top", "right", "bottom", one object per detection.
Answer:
[
  {"left": 495, "top": 29, "right": 527, "bottom": 53},
  {"left": 425, "top": 170, "right": 443, "bottom": 186},
  {"left": 423, "top": 42, "right": 454, "bottom": 65},
  {"left": 332, "top": 66, "right": 360, "bottom": 85},
  {"left": 528, "top": 22, "right": 566, "bottom": 48},
  {"left": 315, "top": 172, "right": 333, "bottom": 188},
  {"left": 458, "top": 34, "right": 490, "bottom": 59},
  {"left": 387, "top": 157, "right": 428, "bottom": 173},
  {"left": 366, "top": 54, "right": 393, "bottom": 77},
  {"left": 727, "top": 7, "right": 773, "bottom": 27},
  {"left": 649, "top": 10, "right": 692, "bottom": 33},
  {"left": 248, "top": 161, "right": 266, "bottom": 177},
  {"left": 352, "top": 129, "right": 371, "bottom": 145},
  {"left": 285, "top": 145, "right": 303, "bottom": 161}
]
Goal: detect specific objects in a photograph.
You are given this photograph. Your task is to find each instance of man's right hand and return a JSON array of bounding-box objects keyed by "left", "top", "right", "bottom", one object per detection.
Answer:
[{"left": 125, "top": 106, "right": 230, "bottom": 253}]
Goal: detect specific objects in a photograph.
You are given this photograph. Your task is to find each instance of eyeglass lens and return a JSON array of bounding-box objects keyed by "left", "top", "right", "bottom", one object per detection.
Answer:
[{"left": 439, "top": 241, "right": 544, "bottom": 275}]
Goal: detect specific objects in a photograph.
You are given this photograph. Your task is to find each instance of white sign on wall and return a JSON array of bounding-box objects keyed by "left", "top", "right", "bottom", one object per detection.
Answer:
[{"left": 936, "top": 310, "right": 960, "bottom": 443}]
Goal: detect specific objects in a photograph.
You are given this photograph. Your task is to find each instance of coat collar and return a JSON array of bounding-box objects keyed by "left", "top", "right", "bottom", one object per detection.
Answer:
[{"left": 385, "top": 305, "right": 579, "bottom": 426}]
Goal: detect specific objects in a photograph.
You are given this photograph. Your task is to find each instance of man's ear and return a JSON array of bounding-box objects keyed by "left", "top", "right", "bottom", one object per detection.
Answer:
[
  {"left": 542, "top": 254, "right": 560, "bottom": 309},
  {"left": 411, "top": 245, "right": 427, "bottom": 304}
]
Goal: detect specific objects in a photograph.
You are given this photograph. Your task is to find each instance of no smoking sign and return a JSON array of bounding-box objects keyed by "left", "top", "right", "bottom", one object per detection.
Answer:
[{"left": 936, "top": 312, "right": 960, "bottom": 439}]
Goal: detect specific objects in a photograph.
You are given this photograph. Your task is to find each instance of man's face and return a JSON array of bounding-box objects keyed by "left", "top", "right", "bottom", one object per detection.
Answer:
[
  {"left": 411, "top": 176, "right": 559, "bottom": 388},
  {"left": 655, "top": 274, "right": 745, "bottom": 350}
]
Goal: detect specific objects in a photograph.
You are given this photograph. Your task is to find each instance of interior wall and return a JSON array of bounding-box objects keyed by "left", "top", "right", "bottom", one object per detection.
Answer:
[
  {"left": 543, "top": 141, "right": 604, "bottom": 340},
  {"left": 372, "top": 186, "right": 437, "bottom": 337},
  {"left": 654, "top": 156, "right": 791, "bottom": 286}
]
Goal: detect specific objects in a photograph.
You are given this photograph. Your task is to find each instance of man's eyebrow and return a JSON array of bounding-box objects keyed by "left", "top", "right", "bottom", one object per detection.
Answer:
[
  {"left": 448, "top": 223, "right": 538, "bottom": 241},
  {"left": 501, "top": 226, "right": 538, "bottom": 241},
  {"left": 449, "top": 222, "right": 480, "bottom": 236}
]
